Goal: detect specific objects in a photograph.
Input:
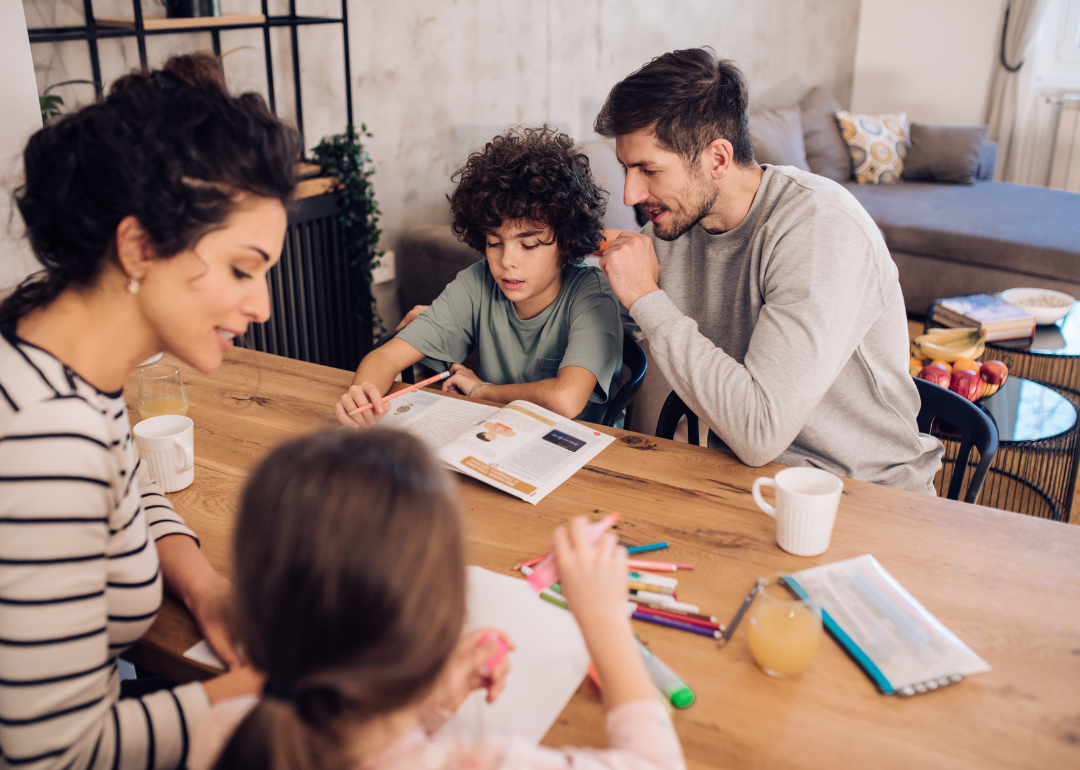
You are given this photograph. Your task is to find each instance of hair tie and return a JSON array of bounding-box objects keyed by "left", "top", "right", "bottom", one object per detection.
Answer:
[
  {"left": 152, "top": 70, "right": 180, "bottom": 91},
  {"left": 263, "top": 677, "right": 297, "bottom": 703}
]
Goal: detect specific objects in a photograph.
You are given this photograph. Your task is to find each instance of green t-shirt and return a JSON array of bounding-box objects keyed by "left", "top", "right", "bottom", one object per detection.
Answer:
[{"left": 397, "top": 259, "right": 624, "bottom": 423}]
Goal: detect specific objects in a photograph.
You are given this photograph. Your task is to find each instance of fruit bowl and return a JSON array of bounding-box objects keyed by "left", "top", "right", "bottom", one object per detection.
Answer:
[{"left": 1001, "top": 288, "right": 1075, "bottom": 326}]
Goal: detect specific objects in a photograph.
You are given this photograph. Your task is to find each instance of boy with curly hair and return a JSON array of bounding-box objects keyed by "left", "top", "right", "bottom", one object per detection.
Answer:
[{"left": 336, "top": 126, "right": 623, "bottom": 426}]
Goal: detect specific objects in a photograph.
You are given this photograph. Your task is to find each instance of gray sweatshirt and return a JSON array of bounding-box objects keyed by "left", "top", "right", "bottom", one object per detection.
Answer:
[{"left": 630, "top": 165, "right": 942, "bottom": 494}]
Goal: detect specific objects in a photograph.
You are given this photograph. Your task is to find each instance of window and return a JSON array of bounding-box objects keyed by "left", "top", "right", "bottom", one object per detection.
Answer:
[{"left": 1037, "top": 0, "right": 1080, "bottom": 85}]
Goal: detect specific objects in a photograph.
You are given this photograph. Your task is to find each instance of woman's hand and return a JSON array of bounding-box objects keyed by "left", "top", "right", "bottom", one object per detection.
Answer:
[
  {"left": 424, "top": 627, "right": 514, "bottom": 718},
  {"left": 442, "top": 363, "right": 485, "bottom": 398},
  {"left": 552, "top": 517, "right": 629, "bottom": 636},
  {"left": 186, "top": 572, "right": 244, "bottom": 671},
  {"left": 336, "top": 382, "right": 387, "bottom": 428},
  {"left": 202, "top": 666, "right": 264, "bottom": 705}
]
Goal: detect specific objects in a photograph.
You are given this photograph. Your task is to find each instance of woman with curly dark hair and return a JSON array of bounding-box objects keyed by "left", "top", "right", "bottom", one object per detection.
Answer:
[
  {"left": 0, "top": 53, "right": 298, "bottom": 770},
  {"left": 337, "top": 126, "right": 623, "bottom": 425}
]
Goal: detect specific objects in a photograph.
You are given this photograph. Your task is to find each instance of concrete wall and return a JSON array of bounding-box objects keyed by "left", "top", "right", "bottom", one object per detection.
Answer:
[
  {"left": 24, "top": 0, "right": 862, "bottom": 265},
  {"left": 1, "top": 2, "right": 43, "bottom": 295},
  {"left": 850, "top": 0, "right": 1008, "bottom": 125}
]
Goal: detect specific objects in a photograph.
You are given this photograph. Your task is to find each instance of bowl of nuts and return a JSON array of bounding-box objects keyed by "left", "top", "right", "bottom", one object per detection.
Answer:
[{"left": 1001, "top": 288, "right": 1076, "bottom": 325}]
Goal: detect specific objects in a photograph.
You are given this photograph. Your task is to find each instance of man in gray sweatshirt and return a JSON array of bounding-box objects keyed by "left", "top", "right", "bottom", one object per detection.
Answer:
[{"left": 594, "top": 49, "right": 942, "bottom": 495}]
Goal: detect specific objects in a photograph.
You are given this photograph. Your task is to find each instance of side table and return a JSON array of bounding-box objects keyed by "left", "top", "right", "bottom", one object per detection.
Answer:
[
  {"left": 933, "top": 376, "right": 1079, "bottom": 521},
  {"left": 985, "top": 302, "right": 1080, "bottom": 394}
]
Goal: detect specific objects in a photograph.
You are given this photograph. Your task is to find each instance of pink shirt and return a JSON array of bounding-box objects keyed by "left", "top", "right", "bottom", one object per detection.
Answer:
[{"left": 189, "top": 696, "right": 685, "bottom": 770}]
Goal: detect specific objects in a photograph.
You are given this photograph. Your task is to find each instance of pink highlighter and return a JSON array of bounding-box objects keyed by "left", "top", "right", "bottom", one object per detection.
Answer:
[
  {"left": 526, "top": 513, "right": 620, "bottom": 593},
  {"left": 479, "top": 631, "right": 510, "bottom": 677}
]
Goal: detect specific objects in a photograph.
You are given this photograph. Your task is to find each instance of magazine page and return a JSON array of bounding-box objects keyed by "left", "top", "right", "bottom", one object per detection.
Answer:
[
  {"left": 377, "top": 389, "right": 501, "bottom": 450},
  {"left": 435, "top": 400, "right": 616, "bottom": 504}
]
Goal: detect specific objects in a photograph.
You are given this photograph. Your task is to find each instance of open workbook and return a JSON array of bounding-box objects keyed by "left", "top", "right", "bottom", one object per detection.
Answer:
[{"left": 378, "top": 389, "right": 615, "bottom": 504}]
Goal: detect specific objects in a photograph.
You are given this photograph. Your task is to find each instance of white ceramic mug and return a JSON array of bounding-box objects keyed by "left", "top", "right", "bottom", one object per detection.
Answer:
[
  {"left": 133, "top": 415, "right": 195, "bottom": 493},
  {"left": 752, "top": 468, "right": 843, "bottom": 557}
]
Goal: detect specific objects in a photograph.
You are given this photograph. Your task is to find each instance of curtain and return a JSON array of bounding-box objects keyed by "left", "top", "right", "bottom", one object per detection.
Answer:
[{"left": 986, "top": 0, "right": 1053, "bottom": 182}]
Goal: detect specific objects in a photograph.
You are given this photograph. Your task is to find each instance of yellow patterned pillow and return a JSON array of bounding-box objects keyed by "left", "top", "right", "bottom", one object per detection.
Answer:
[{"left": 834, "top": 111, "right": 909, "bottom": 184}]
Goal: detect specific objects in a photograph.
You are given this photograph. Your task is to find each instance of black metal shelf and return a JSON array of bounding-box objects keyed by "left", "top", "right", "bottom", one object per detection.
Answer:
[{"left": 26, "top": 0, "right": 353, "bottom": 150}]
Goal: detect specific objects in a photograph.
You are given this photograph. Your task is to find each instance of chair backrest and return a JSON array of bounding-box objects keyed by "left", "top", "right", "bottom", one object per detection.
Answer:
[
  {"left": 912, "top": 377, "right": 999, "bottom": 504},
  {"left": 601, "top": 334, "right": 648, "bottom": 427},
  {"left": 655, "top": 390, "right": 723, "bottom": 447}
]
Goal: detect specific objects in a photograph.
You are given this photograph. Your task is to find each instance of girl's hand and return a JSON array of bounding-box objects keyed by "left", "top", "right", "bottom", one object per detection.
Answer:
[
  {"left": 552, "top": 517, "right": 629, "bottom": 635},
  {"left": 336, "top": 382, "right": 386, "bottom": 428},
  {"left": 442, "top": 363, "right": 484, "bottom": 398},
  {"left": 186, "top": 573, "right": 243, "bottom": 670},
  {"left": 424, "top": 627, "right": 514, "bottom": 718}
]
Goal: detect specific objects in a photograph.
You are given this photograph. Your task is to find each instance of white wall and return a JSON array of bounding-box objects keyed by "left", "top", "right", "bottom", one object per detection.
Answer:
[
  {"left": 1, "top": 2, "right": 43, "bottom": 295},
  {"left": 851, "top": 0, "right": 1008, "bottom": 125},
  {"left": 27, "top": 0, "right": 862, "bottom": 261}
]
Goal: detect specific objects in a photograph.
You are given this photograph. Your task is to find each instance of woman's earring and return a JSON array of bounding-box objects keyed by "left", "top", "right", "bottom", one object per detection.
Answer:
[{"left": 127, "top": 273, "right": 141, "bottom": 295}]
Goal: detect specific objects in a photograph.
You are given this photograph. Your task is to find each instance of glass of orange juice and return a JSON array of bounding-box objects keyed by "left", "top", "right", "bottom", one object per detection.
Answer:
[
  {"left": 747, "top": 576, "right": 822, "bottom": 678},
  {"left": 138, "top": 365, "right": 189, "bottom": 420}
]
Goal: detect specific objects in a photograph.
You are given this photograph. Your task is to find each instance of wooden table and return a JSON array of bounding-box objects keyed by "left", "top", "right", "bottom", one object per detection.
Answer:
[{"left": 124, "top": 348, "right": 1080, "bottom": 770}]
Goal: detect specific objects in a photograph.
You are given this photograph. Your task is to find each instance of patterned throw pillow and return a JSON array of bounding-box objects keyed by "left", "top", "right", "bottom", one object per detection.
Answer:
[{"left": 834, "top": 111, "right": 909, "bottom": 184}]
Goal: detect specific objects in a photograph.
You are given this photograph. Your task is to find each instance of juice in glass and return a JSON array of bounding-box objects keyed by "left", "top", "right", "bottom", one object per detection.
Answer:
[
  {"left": 747, "top": 579, "right": 822, "bottom": 678},
  {"left": 139, "top": 396, "right": 189, "bottom": 419}
]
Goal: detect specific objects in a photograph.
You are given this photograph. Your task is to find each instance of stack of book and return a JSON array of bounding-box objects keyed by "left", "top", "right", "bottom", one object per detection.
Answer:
[{"left": 931, "top": 294, "right": 1036, "bottom": 342}]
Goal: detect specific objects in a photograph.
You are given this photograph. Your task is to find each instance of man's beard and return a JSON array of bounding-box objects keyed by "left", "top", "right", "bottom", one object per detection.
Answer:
[{"left": 649, "top": 175, "right": 718, "bottom": 242}]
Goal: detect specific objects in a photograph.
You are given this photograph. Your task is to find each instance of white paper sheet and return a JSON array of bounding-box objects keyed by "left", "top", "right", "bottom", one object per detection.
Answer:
[
  {"left": 183, "top": 639, "right": 226, "bottom": 671},
  {"left": 439, "top": 566, "right": 591, "bottom": 744}
]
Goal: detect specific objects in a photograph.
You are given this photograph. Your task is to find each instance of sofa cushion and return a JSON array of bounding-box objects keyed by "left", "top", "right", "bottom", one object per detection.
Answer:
[
  {"left": 798, "top": 87, "right": 852, "bottom": 182},
  {"left": 835, "top": 111, "right": 909, "bottom": 184},
  {"left": 903, "top": 124, "right": 987, "bottom": 184},
  {"left": 844, "top": 180, "right": 1080, "bottom": 282},
  {"left": 749, "top": 106, "right": 809, "bottom": 170}
]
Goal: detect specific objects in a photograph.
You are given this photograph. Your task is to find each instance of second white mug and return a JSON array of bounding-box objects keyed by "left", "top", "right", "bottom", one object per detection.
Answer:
[
  {"left": 752, "top": 467, "right": 843, "bottom": 557},
  {"left": 133, "top": 415, "right": 195, "bottom": 493}
]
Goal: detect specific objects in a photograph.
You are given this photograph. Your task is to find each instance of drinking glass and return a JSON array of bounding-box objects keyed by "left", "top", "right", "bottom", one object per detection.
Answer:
[
  {"left": 138, "top": 365, "right": 189, "bottom": 420},
  {"left": 747, "top": 576, "right": 823, "bottom": 678}
]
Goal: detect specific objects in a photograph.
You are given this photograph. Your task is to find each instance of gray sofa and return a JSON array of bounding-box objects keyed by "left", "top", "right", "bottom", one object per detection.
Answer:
[{"left": 789, "top": 88, "right": 1080, "bottom": 315}]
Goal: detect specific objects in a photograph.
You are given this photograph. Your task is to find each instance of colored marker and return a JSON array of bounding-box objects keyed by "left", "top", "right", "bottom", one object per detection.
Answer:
[
  {"left": 633, "top": 610, "right": 720, "bottom": 639},
  {"left": 527, "top": 513, "right": 620, "bottom": 592},
  {"left": 628, "top": 579, "right": 674, "bottom": 595},
  {"left": 478, "top": 631, "right": 509, "bottom": 676},
  {"left": 629, "top": 593, "right": 701, "bottom": 614},
  {"left": 629, "top": 571, "right": 678, "bottom": 590},
  {"left": 634, "top": 605, "right": 720, "bottom": 630},
  {"left": 635, "top": 639, "right": 696, "bottom": 708},
  {"left": 538, "top": 590, "right": 568, "bottom": 610},
  {"left": 347, "top": 370, "right": 451, "bottom": 416},
  {"left": 626, "top": 542, "right": 669, "bottom": 555}
]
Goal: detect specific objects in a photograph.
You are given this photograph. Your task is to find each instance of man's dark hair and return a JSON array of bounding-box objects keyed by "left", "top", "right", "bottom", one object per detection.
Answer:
[
  {"left": 448, "top": 125, "right": 606, "bottom": 267},
  {"left": 594, "top": 48, "right": 755, "bottom": 168}
]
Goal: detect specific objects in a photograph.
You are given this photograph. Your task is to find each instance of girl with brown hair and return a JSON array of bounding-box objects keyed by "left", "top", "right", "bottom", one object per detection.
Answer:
[
  {"left": 0, "top": 53, "right": 298, "bottom": 770},
  {"left": 190, "top": 428, "right": 685, "bottom": 770}
]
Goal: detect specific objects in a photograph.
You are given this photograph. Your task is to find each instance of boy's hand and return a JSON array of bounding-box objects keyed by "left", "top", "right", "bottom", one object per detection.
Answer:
[
  {"left": 443, "top": 363, "right": 485, "bottom": 398},
  {"left": 598, "top": 230, "right": 661, "bottom": 310},
  {"left": 396, "top": 304, "right": 430, "bottom": 331},
  {"left": 552, "top": 517, "right": 630, "bottom": 635},
  {"left": 336, "top": 382, "right": 387, "bottom": 428}
]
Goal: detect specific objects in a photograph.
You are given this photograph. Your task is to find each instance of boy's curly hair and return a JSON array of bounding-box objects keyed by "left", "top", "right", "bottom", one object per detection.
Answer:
[{"left": 448, "top": 126, "right": 607, "bottom": 267}]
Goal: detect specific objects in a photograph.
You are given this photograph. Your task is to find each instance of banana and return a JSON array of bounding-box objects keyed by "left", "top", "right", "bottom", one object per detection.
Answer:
[
  {"left": 913, "top": 329, "right": 982, "bottom": 347},
  {"left": 915, "top": 339, "right": 985, "bottom": 362}
]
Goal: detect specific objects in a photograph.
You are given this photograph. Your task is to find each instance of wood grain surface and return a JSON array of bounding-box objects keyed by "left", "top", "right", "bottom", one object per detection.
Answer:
[{"left": 124, "top": 347, "right": 1080, "bottom": 770}]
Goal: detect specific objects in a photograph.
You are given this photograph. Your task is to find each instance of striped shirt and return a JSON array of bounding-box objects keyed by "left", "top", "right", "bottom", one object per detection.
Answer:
[{"left": 0, "top": 325, "right": 210, "bottom": 770}]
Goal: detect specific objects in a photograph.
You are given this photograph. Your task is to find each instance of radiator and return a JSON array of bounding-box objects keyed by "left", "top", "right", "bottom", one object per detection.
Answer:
[
  {"left": 1049, "top": 94, "right": 1080, "bottom": 192},
  {"left": 245, "top": 190, "right": 373, "bottom": 371}
]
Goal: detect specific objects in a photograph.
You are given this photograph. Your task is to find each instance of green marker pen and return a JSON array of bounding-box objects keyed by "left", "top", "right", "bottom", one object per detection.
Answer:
[{"left": 635, "top": 639, "right": 695, "bottom": 709}]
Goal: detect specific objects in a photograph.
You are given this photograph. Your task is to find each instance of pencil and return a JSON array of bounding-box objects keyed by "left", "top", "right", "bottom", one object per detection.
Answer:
[
  {"left": 626, "top": 542, "right": 669, "bottom": 555},
  {"left": 347, "top": 370, "right": 451, "bottom": 416},
  {"left": 717, "top": 578, "right": 764, "bottom": 648},
  {"left": 632, "top": 610, "right": 721, "bottom": 639}
]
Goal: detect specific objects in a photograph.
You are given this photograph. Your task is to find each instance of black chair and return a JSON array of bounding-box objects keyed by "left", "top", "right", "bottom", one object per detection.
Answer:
[
  {"left": 912, "top": 377, "right": 998, "bottom": 504},
  {"left": 373, "top": 331, "right": 646, "bottom": 428},
  {"left": 655, "top": 390, "right": 723, "bottom": 448},
  {"left": 601, "top": 334, "right": 648, "bottom": 428}
]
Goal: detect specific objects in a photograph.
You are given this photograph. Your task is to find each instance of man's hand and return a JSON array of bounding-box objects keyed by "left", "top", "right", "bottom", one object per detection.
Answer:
[
  {"left": 442, "top": 363, "right": 484, "bottom": 398},
  {"left": 597, "top": 230, "right": 661, "bottom": 310},
  {"left": 396, "top": 304, "right": 430, "bottom": 331},
  {"left": 336, "top": 382, "right": 387, "bottom": 427}
]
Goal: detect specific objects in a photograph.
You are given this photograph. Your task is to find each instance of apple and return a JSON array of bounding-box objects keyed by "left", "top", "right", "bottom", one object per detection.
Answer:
[
  {"left": 919, "top": 363, "right": 952, "bottom": 389},
  {"left": 980, "top": 360, "right": 1009, "bottom": 386},
  {"left": 950, "top": 369, "right": 984, "bottom": 402}
]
